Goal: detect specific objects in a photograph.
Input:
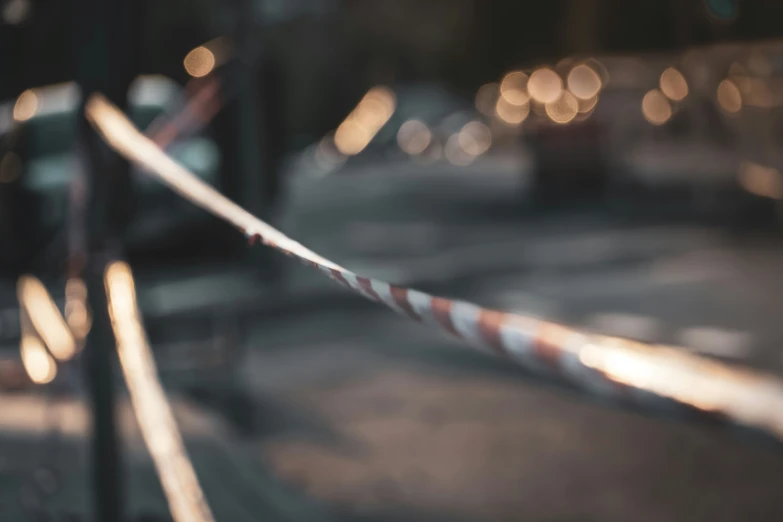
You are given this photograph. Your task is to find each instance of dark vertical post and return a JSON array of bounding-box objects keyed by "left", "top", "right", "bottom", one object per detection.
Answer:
[
  {"left": 74, "top": 0, "right": 142, "bottom": 520},
  {"left": 213, "top": 0, "right": 285, "bottom": 272},
  {"left": 233, "top": 0, "right": 264, "bottom": 217}
]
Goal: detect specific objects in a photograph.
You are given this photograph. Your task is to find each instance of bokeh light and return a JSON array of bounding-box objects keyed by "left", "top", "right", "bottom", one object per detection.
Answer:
[
  {"left": 18, "top": 276, "right": 77, "bottom": 361},
  {"left": 183, "top": 46, "right": 216, "bottom": 78},
  {"left": 567, "top": 64, "right": 602, "bottom": 100},
  {"left": 717, "top": 79, "right": 742, "bottom": 113},
  {"left": 659, "top": 67, "right": 688, "bottom": 101},
  {"left": 334, "top": 121, "right": 370, "bottom": 156},
  {"left": 545, "top": 91, "right": 578, "bottom": 124},
  {"left": 458, "top": 121, "right": 492, "bottom": 156},
  {"left": 20, "top": 335, "right": 56, "bottom": 385},
  {"left": 13, "top": 90, "right": 38, "bottom": 122},
  {"left": 397, "top": 120, "right": 432, "bottom": 156},
  {"left": 499, "top": 71, "right": 530, "bottom": 106},
  {"left": 334, "top": 86, "right": 396, "bottom": 156},
  {"left": 528, "top": 68, "right": 563, "bottom": 104},
  {"left": 495, "top": 96, "right": 529, "bottom": 125},
  {"left": 641, "top": 89, "right": 672, "bottom": 125}
]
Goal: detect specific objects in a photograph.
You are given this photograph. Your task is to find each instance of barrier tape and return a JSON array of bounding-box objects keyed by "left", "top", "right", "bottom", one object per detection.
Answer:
[
  {"left": 86, "top": 93, "right": 783, "bottom": 443},
  {"left": 148, "top": 75, "right": 223, "bottom": 150},
  {"left": 106, "top": 261, "right": 215, "bottom": 522}
]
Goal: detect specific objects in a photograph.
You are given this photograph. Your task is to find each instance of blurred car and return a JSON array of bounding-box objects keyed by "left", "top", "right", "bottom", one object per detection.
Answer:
[{"left": 0, "top": 75, "right": 221, "bottom": 270}]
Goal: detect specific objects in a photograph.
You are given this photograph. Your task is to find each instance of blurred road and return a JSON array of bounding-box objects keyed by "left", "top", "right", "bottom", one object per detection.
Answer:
[
  {"left": 199, "top": 163, "right": 783, "bottom": 521},
  {"left": 7, "top": 162, "right": 783, "bottom": 521}
]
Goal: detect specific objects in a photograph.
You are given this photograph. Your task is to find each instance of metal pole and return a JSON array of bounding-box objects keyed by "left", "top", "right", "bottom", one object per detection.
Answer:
[{"left": 74, "top": 0, "right": 141, "bottom": 519}]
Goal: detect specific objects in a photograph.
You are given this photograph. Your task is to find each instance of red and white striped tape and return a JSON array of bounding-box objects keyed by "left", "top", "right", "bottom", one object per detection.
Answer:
[
  {"left": 147, "top": 75, "right": 223, "bottom": 150},
  {"left": 86, "top": 94, "right": 783, "bottom": 443}
]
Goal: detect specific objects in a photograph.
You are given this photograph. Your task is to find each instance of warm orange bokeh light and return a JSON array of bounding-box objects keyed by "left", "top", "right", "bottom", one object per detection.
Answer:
[
  {"left": 13, "top": 90, "right": 38, "bottom": 122},
  {"left": 334, "top": 87, "right": 396, "bottom": 156},
  {"left": 528, "top": 68, "right": 563, "bottom": 104},
  {"left": 567, "top": 64, "right": 601, "bottom": 101},
  {"left": 495, "top": 96, "right": 529, "bottom": 125},
  {"left": 500, "top": 71, "right": 530, "bottom": 106},
  {"left": 642, "top": 89, "right": 672, "bottom": 125},
  {"left": 545, "top": 91, "right": 578, "bottom": 124},
  {"left": 717, "top": 79, "right": 742, "bottom": 113},
  {"left": 659, "top": 67, "right": 688, "bottom": 102},
  {"left": 183, "top": 47, "right": 216, "bottom": 78}
]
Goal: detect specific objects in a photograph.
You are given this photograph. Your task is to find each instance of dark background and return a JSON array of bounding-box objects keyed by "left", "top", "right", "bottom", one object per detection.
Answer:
[{"left": 4, "top": 0, "right": 783, "bottom": 146}]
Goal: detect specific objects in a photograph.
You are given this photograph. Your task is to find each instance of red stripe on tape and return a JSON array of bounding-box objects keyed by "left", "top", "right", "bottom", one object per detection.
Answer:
[
  {"left": 329, "top": 269, "right": 352, "bottom": 289},
  {"left": 477, "top": 309, "right": 509, "bottom": 357},
  {"left": 534, "top": 324, "right": 567, "bottom": 371},
  {"left": 390, "top": 286, "right": 421, "bottom": 321},
  {"left": 431, "top": 297, "right": 459, "bottom": 336},
  {"left": 356, "top": 277, "right": 381, "bottom": 302}
]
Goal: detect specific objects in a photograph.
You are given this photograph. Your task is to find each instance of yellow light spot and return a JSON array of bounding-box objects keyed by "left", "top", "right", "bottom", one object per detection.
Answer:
[
  {"left": 659, "top": 67, "right": 688, "bottom": 102},
  {"left": 334, "top": 120, "right": 371, "bottom": 156},
  {"left": 18, "top": 276, "right": 76, "bottom": 361},
  {"left": 20, "top": 335, "right": 56, "bottom": 385},
  {"left": 717, "top": 79, "right": 742, "bottom": 113},
  {"left": 499, "top": 71, "right": 530, "bottom": 106},
  {"left": 641, "top": 89, "right": 672, "bottom": 125},
  {"left": 105, "top": 261, "right": 215, "bottom": 522},
  {"left": 567, "top": 64, "right": 601, "bottom": 100},
  {"left": 475, "top": 82, "right": 499, "bottom": 117},
  {"left": 183, "top": 47, "right": 216, "bottom": 78},
  {"left": 528, "top": 68, "right": 563, "bottom": 104},
  {"left": 545, "top": 91, "right": 578, "bottom": 124},
  {"left": 458, "top": 121, "right": 492, "bottom": 156},
  {"left": 495, "top": 96, "right": 529, "bottom": 125},
  {"left": 334, "top": 86, "right": 396, "bottom": 156},
  {"left": 738, "top": 162, "right": 783, "bottom": 199},
  {"left": 397, "top": 120, "right": 432, "bottom": 156},
  {"left": 13, "top": 90, "right": 38, "bottom": 122},
  {"left": 0, "top": 152, "right": 21, "bottom": 183}
]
